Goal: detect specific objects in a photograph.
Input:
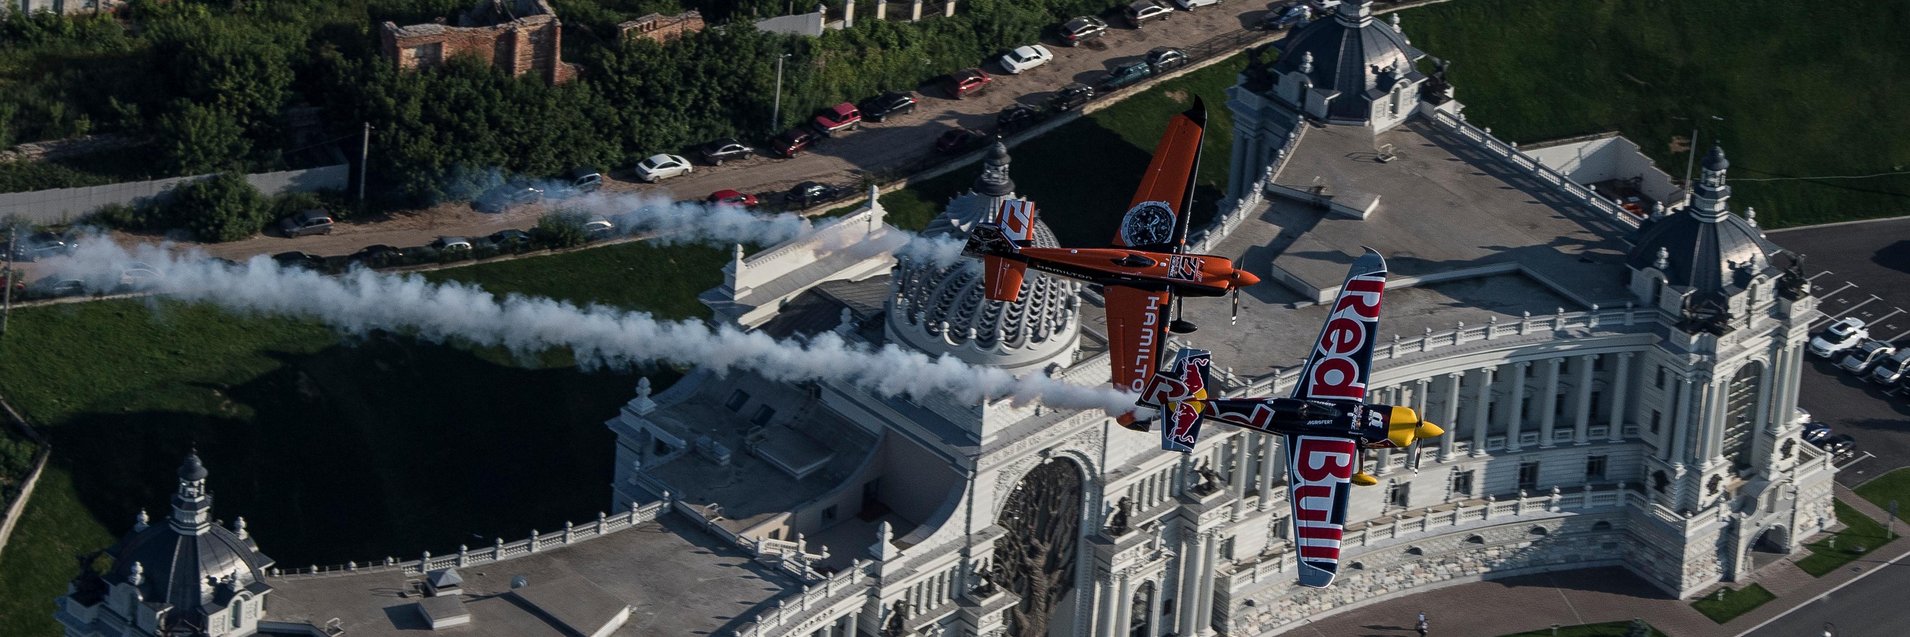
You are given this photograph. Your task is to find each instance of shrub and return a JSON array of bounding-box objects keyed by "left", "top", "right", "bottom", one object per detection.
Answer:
[
  {"left": 161, "top": 172, "right": 269, "bottom": 242},
  {"left": 533, "top": 210, "right": 590, "bottom": 249}
]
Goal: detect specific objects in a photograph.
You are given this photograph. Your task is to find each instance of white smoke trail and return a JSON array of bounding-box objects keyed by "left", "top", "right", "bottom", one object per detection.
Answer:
[
  {"left": 551, "top": 190, "right": 967, "bottom": 267},
  {"left": 48, "top": 240, "right": 1136, "bottom": 414}
]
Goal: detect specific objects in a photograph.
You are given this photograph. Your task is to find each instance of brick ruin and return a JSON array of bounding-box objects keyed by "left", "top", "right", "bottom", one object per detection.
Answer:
[
  {"left": 618, "top": 10, "right": 706, "bottom": 44},
  {"left": 379, "top": 0, "right": 579, "bottom": 85}
]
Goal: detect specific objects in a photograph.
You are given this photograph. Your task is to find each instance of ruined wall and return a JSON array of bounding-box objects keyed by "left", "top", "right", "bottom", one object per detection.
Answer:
[
  {"left": 619, "top": 11, "right": 705, "bottom": 44},
  {"left": 378, "top": 0, "right": 578, "bottom": 85}
]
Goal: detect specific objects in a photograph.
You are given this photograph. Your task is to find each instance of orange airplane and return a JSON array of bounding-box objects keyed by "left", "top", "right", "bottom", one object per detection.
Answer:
[{"left": 961, "top": 99, "right": 1260, "bottom": 420}]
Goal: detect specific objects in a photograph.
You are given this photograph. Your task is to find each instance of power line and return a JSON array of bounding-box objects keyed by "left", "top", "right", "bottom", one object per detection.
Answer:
[{"left": 1734, "top": 169, "right": 1910, "bottom": 182}]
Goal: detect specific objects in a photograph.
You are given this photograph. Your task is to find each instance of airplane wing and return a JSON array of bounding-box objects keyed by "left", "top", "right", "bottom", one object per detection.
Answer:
[
  {"left": 1286, "top": 433, "right": 1357, "bottom": 587},
  {"left": 1139, "top": 348, "right": 1213, "bottom": 452},
  {"left": 1290, "top": 248, "right": 1388, "bottom": 403},
  {"left": 1110, "top": 99, "right": 1206, "bottom": 254},
  {"left": 1105, "top": 285, "right": 1173, "bottom": 396}
]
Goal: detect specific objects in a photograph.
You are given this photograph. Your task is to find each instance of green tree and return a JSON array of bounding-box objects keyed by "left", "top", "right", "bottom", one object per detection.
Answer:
[
  {"left": 153, "top": 101, "right": 251, "bottom": 175},
  {"left": 534, "top": 210, "right": 590, "bottom": 248},
  {"left": 163, "top": 172, "right": 270, "bottom": 242}
]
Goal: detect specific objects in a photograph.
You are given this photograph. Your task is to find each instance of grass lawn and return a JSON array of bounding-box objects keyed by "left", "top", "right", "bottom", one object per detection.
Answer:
[
  {"left": 879, "top": 53, "right": 1250, "bottom": 243},
  {"left": 1401, "top": 0, "right": 1910, "bottom": 229},
  {"left": 1689, "top": 583, "right": 1774, "bottom": 624},
  {"left": 1794, "top": 500, "right": 1896, "bottom": 577},
  {"left": 1854, "top": 467, "right": 1910, "bottom": 522},
  {"left": 1500, "top": 620, "right": 1665, "bottom": 637},
  {"left": 0, "top": 240, "right": 721, "bottom": 636}
]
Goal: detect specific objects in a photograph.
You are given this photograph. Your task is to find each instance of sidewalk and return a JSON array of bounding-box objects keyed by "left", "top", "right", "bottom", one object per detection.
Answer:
[{"left": 1276, "top": 488, "right": 1908, "bottom": 637}]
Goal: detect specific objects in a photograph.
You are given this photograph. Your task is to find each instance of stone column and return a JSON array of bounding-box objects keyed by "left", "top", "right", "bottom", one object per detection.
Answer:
[
  {"left": 1232, "top": 433, "right": 1252, "bottom": 502},
  {"left": 1463, "top": 367, "right": 1491, "bottom": 461},
  {"left": 1507, "top": 362, "right": 1529, "bottom": 452},
  {"left": 1175, "top": 531, "right": 1205, "bottom": 637},
  {"left": 1538, "top": 357, "right": 1562, "bottom": 448},
  {"left": 1146, "top": 577, "right": 1166, "bottom": 637},
  {"left": 1111, "top": 570, "right": 1134, "bottom": 637},
  {"left": 1701, "top": 380, "right": 1725, "bottom": 467},
  {"left": 1670, "top": 377, "right": 1693, "bottom": 466},
  {"left": 1258, "top": 435, "right": 1281, "bottom": 510},
  {"left": 1096, "top": 573, "right": 1119, "bottom": 637},
  {"left": 1440, "top": 372, "right": 1462, "bottom": 454},
  {"left": 1765, "top": 344, "right": 1789, "bottom": 433},
  {"left": 836, "top": 613, "right": 855, "bottom": 636},
  {"left": 1572, "top": 355, "right": 1596, "bottom": 445},
  {"left": 1608, "top": 353, "right": 1632, "bottom": 442},
  {"left": 1195, "top": 533, "right": 1219, "bottom": 636},
  {"left": 1228, "top": 128, "right": 1254, "bottom": 202},
  {"left": 1374, "top": 386, "right": 1393, "bottom": 476}
]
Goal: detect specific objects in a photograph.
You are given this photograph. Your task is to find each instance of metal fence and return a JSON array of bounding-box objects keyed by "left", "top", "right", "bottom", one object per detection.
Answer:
[{"left": 0, "top": 164, "right": 350, "bottom": 225}]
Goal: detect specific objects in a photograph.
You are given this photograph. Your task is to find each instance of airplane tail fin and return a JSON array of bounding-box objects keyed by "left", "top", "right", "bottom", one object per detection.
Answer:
[
  {"left": 981, "top": 254, "right": 1028, "bottom": 303},
  {"left": 1140, "top": 349, "right": 1213, "bottom": 453}
]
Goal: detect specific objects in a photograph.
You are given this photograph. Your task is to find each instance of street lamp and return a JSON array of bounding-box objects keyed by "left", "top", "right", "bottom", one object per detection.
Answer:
[{"left": 771, "top": 53, "right": 793, "bottom": 132}]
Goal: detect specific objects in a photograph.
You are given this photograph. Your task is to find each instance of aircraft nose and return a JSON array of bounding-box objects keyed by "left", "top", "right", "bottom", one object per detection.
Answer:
[
  {"left": 1416, "top": 421, "right": 1445, "bottom": 439},
  {"left": 1231, "top": 269, "right": 1261, "bottom": 286}
]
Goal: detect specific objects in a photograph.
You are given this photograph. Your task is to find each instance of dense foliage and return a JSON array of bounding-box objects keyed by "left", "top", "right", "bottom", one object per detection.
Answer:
[
  {"left": 0, "top": 0, "right": 1133, "bottom": 211},
  {"left": 162, "top": 171, "right": 270, "bottom": 242}
]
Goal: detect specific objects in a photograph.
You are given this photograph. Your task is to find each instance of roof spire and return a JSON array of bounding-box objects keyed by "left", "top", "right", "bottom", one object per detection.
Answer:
[
  {"left": 170, "top": 451, "right": 214, "bottom": 535},
  {"left": 973, "top": 141, "right": 1015, "bottom": 197}
]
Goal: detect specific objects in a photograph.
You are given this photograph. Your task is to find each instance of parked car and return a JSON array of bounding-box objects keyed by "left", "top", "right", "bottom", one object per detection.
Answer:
[
  {"left": 1809, "top": 317, "right": 1868, "bottom": 357},
  {"left": 1059, "top": 16, "right": 1108, "bottom": 46},
  {"left": 1124, "top": 0, "right": 1173, "bottom": 27},
  {"left": 277, "top": 209, "right": 334, "bottom": 237},
  {"left": 770, "top": 127, "right": 820, "bottom": 158},
  {"left": 943, "top": 68, "right": 993, "bottom": 99},
  {"left": 27, "top": 276, "right": 86, "bottom": 298},
  {"left": 858, "top": 92, "right": 918, "bottom": 122},
  {"left": 583, "top": 219, "right": 616, "bottom": 239},
  {"left": 1869, "top": 349, "right": 1910, "bottom": 384},
  {"left": 8, "top": 231, "right": 76, "bottom": 261},
  {"left": 936, "top": 128, "right": 988, "bottom": 154},
  {"left": 785, "top": 182, "right": 848, "bottom": 207},
  {"left": 999, "top": 45, "right": 1055, "bottom": 74},
  {"left": 272, "top": 251, "right": 326, "bottom": 271},
  {"left": 707, "top": 189, "right": 759, "bottom": 207},
  {"left": 118, "top": 262, "right": 164, "bottom": 291},
  {"left": 430, "top": 236, "right": 474, "bottom": 253},
  {"left": 699, "top": 138, "right": 756, "bottom": 165},
  {"left": 549, "top": 168, "right": 604, "bottom": 198},
  {"left": 1146, "top": 47, "right": 1189, "bottom": 73},
  {"left": 1097, "top": 60, "right": 1155, "bottom": 92},
  {"left": 1261, "top": 4, "right": 1309, "bottom": 30},
  {"left": 1837, "top": 339, "right": 1897, "bottom": 375},
  {"left": 348, "top": 244, "right": 405, "bottom": 267},
  {"left": 487, "top": 229, "right": 534, "bottom": 249},
  {"left": 1822, "top": 434, "right": 1858, "bottom": 459},
  {"left": 475, "top": 181, "right": 544, "bottom": 213},
  {"left": 998, "top": 104, "right": 1042, "bottom": 134},
  {"left": 1172, "top": 0, "right": 1221, "bottom": 9},
  {"left": 1801, "top": 422, "right": 1832, "bottom": 446},
  {"left": 1048, "top": 83, "right": 1095, "bottom": 112},
  {"left": 634, "top": 154, "right": 693, "bottom": 183},
  {"left": 813, "top": 102, "right": 863, "bottom": 135}
]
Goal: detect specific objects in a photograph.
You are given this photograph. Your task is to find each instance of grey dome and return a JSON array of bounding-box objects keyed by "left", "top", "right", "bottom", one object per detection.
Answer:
[
  {"left": 96, "top": 455, "right": 274, "bottom": 632},
  {"left": 1267, "top": 0, "right": 1425, "bottom": 121},
  {"left": 1629, "top": 208, "right": 1779, "bottom": 300},
  {"left": 178, "top": 452, "right": 208, "bottom": 482},
  {"left": 1703, "top": 145, "right": 1729, "bottom": 171}
]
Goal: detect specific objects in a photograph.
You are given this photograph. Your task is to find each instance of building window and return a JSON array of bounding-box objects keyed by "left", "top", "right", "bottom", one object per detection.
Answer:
[
  {"left": 1655, "top": 366, "right": 1667, "bottom": 389},
  {"left": 1650, "top": 410, "right": 1662, "bottom": 434},
  {"left": 1451, "top": 470, "right": 1474, "bottom": 497},
  {"left": 1585, "top": 455, "right": 1608, "bottom": 481},
  {"left": 725, "top": 390, "right": 750, "bottom": 411},
  {"left": 1589, "top": 391, "right": 1603, "bottom": 421},
  {"left": 1555, "top": 393, "right": 1566, "bottom": 418},
  {"left": 1219, "top": 536, "right": 1236, "bottom": 561},
  {"left": 1387, "top": 482, "right": 1411, "bottom": 508},
  {"left": 822, "top": 505, "right": 837, "bottom": 523},
  {"left": 1517, "top": 461, "right": 1540, "bottom": 492},
  {"left": 1652, "top": 470, "right": 1670, "bottom": 493},
  {"left": 752, "top": 405, "right": 776, "bottom": 426},
  {"left": 1593, "top": 356, "right": 1605, "bottom": 372}
]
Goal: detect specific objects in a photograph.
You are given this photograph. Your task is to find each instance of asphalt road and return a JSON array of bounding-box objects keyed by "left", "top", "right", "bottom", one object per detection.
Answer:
[
  {"left": 1769, "top": 217, "right": 1910, "bottom": 487},
  {"left": 1744, "top": 551, "right": 1910, "bottom": 637}
]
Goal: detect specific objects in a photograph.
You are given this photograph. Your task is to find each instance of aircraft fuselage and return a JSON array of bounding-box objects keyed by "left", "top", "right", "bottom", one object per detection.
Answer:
[
  {"left": 1196, "top": 397, "right": 1409, "bottom": 449},
  {"left": 1007, "top": 247, "right": 1258, "bottom": 297}
]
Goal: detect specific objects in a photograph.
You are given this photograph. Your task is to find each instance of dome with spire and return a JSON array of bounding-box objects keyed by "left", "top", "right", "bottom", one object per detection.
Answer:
[
  {"left": 886, "top": 142, "right": 1082, "bottom": 371},
  {"left": 69, "top": 453, "right": 276, "bottom": 636},
  {"left": 1628, "top": 144, "right": 1780, "bottom": 304},
  {"left": 1262, "top": 0, "right": 1426, "bottom": 122}
]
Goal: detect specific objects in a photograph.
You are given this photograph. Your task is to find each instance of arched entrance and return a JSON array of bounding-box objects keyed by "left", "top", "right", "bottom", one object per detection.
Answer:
[{"left": 997, "top": 458, "right": 1084, "bottom": 637}]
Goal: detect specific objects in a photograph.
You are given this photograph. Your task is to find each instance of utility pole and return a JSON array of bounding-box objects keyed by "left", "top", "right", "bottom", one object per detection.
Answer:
[
  {"left": 2, "top": 226, "right": 14, "bottom": 337},
  {"left": 358, "top": 121, "right": 371, "bottom": 204},
  {"left": 771, "top": 53, "right": 790, "bottom": 131},
  {"left": 1682, "top": 127, "right": 1699, "bottom": 189}
]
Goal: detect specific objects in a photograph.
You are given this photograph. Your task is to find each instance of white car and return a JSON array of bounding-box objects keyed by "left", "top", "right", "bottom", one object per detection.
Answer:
[
  {"left": 431, "top": 236, "right": 474, "bottom": 252},
  {"left": 999, "top": 45, "right": 1055, "bottom": 74},
  {"left": 1809, "top": 317, "right": 1867, "bottom": 357},
  {"left": 583, "top": 219, "right": 616, "bottom": 239},
  {"left": 634, "top": 154, "right": 692, "bottom": 183}
]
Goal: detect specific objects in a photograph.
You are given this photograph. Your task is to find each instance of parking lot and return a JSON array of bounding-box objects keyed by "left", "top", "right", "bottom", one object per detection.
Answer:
[{"left": 1770, "top": 217, "right": 1910, "bottom": 486}]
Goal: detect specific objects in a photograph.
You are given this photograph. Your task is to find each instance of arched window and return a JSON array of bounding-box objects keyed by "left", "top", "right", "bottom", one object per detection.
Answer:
[
  {"left": 1528, "top": 526, "right": 1548, "bottom": 536},
  {"left": 1465, "top": 535, "right": 1485, "bottom": 544},
  {"left": 1722, "top": 363, "right": 1763, "bottom": 471}
]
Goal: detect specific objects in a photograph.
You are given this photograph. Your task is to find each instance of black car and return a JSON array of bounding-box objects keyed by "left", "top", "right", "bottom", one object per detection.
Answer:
[
  {"left": 997, "top": 104, "right": 1042, "bottom": 134},
  {"left": 699, "top": 138, "right": 756, "bottom": 165},
  {"left": 271, "top": 251, "right": 326, "bottom": 271},
  {"left": 858, "top": 92, "right": 918, "bottom": 122},
  {"left": 1059, "top": 16, "right": 1108, "bottom": 46},
  {"left": 474, "top": 181, "right": 544, "bottom": 213},
  {"left": 1802, "top": 422, "right": 1832, "bottom": 446},
  {"left": 936, "top": 128, "right": 988, "bottom": 154},
  {"left": 1048, "top": 83, "right": 1095, "bottom": 113},
  {"left": 785, "top": 181, "right": 848, "bottom": 207},
  {"left": 348, "top": 244, "right": 405, "bottom": 267},
  {"left": 1146, "top": 47, "right": 1189, "bottom": 73},
  {"left": 1823, "top": 434, "right": 1858, "bottom": 458},
  {"left": 487, "top": 229, "right": 534, "bottom": 249}
]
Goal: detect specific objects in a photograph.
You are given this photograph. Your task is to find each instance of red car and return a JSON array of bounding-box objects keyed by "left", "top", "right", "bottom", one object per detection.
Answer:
[
  {"left": 943, "top": 68, "right": 993, "bottom": 99},
  {"left": 770, "top": 127, "right": 819, "bottom": 158},
  {"left": 813, "top": 102, "right": 862, "bottom": 135},
  {"left": 707, "top": 189, "right": 759, "bottom": 207}
]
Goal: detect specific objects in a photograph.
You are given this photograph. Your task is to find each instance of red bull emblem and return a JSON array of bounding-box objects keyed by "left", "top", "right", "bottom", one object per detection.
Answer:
[{"left": 1164, "top": 355, "right": 1209, "bottom": 446}]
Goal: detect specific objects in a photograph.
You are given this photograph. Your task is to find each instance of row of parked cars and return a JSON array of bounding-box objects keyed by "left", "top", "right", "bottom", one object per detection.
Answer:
[
  {"left": 1810, "top": 317, "right": 1910, "bottom": 386},
  {"left": 1797, "top": 408, "right": 1859, "bottom": 460}
]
